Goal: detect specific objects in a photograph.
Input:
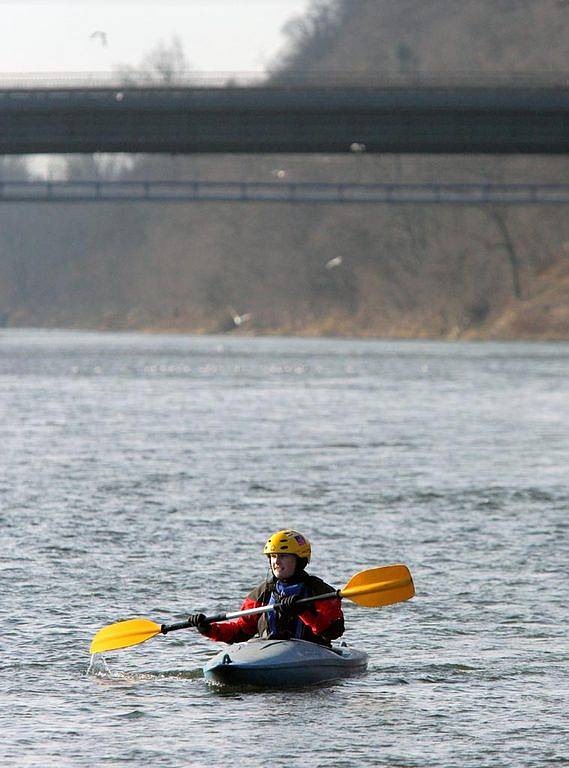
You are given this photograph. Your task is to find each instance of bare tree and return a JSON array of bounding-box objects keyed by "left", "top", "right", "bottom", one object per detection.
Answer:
[
  {"left": 485, "top": 208, "right": 523, "bottom": 300},
  {"left": 115, "top": 36, "right": 191, "bottom": 85},
  {"left": 271, "top": 0, "right": 351, "bottom": 78}
]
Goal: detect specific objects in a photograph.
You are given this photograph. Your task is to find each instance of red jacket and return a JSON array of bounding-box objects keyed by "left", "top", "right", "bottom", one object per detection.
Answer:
[{"left": 203, "top": 573, "right": 344, "bottom": 646}]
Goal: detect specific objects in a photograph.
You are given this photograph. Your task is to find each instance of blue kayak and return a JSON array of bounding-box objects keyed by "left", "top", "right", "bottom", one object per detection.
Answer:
[{"left": 203, "top": 638, "right": 368, "bottom": 688}]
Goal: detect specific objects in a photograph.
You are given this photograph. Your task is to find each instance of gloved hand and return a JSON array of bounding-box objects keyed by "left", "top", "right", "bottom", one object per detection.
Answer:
[
  {"left": 187, "top": 613, "right": 209, "bottom": 635},
  {"left": 275, "top": 594, "right": 304, "bottom": 617}
]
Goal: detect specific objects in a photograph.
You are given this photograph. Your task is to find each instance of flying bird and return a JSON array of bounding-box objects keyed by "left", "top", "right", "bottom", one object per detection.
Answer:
[
  {"left": 325, "top": 256, "right": 343, "bottom": 269},
  {"left": 228, "top": 307, "right": 252, "bottom": 327},
  {"left": 90, "top": 31, "right": 108, "bottom": 48}
]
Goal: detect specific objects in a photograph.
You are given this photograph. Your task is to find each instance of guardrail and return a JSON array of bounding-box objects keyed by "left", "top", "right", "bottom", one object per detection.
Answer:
[
  {"left": 1, "top": 70, "right": 569, "bottom": 89},
  {"left": 2, "top": 180, "right": 569, "bottom": 204}
]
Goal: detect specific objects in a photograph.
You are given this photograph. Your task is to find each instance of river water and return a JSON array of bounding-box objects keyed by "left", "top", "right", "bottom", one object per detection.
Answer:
[{"left": 1, "top": 329, "right": 567, "bottom": 767}]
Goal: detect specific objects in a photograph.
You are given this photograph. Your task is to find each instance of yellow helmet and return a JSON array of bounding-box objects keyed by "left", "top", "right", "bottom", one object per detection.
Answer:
[{"left": 263, "top": 530, "right": 311, "bottom": 563}]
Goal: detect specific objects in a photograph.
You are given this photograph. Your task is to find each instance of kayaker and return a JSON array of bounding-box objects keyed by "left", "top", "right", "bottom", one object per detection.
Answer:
[{"left": 187, "top": 529, "right": 345, "bottom": 646}]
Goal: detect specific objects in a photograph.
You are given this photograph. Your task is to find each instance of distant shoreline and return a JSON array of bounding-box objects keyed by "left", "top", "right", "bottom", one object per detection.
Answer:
[{"left": 3, "top": 323, "right": 569, "bottom": 343}]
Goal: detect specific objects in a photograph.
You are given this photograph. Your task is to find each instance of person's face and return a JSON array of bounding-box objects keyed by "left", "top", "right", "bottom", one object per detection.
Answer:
[{"left": 269, "top": 553, "right": 297, "bottom": 579}]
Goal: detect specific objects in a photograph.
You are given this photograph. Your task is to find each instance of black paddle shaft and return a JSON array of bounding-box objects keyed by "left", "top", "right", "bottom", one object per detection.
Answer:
[
  {"left": 161, "top": 613, "right": 228, "bottom": 634},
  {"left": 160, "top": 590, "right": 340, "bottom": 635}
]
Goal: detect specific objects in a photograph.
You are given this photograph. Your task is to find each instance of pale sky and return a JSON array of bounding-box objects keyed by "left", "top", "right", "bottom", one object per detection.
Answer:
[{"left": 0, "top": 0, "right": 313, "bottom": 75}]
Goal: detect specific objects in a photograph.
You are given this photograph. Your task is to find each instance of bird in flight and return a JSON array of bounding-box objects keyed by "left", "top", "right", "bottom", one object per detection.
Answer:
[
  {"left": 228, "top": 307, "right": 252, "bottom": 327},
  {"left": 325, "top": 256, "right": 343, "bottom": 269},
  {"left": 90, "top": 31, "right": 108, "bottom": 48}
]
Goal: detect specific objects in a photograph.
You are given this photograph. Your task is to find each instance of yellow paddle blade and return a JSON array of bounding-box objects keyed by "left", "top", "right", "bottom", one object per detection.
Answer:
[
  {"left": 340, "top": 564, "right": 415, "bottom": 607},
  {"left": 90, "top": 618, "right": 162, "bottom": 654}
]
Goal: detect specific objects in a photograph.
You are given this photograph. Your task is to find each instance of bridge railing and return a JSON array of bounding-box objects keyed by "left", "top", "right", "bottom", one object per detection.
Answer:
[
  {"left": 1, "top": 70, "right": 569, "bottom": 90},
  {"left": 1, "top": 180, "right": 569, "bottom": 204}
]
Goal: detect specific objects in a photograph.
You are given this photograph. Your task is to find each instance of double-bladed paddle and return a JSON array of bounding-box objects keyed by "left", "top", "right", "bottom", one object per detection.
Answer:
[{"left": 89, "top": 563, "right": 414, "bottom": 655}]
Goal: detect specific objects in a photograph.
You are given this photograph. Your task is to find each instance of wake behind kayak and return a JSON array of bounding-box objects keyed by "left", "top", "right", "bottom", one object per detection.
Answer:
[{"left": 203, "top": 638, "right": 368, "bottom": 688}]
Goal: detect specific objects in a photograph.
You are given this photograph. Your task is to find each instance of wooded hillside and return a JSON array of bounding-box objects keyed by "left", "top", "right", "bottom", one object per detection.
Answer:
[{"left": 1, "top": 0, "right": 569, "bottom": 339}]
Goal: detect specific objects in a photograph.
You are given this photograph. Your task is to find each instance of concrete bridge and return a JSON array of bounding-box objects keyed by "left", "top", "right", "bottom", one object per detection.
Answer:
[{"left": 2, "top": 82, "right": 569, "bottom": 155}]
